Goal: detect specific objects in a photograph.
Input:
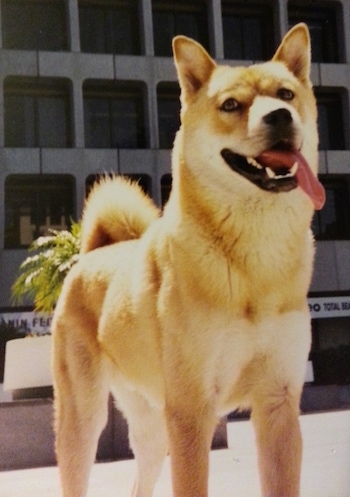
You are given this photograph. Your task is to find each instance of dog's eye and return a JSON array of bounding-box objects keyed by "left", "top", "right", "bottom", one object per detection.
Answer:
[
  {"left": 220, "top": 98, "right": 240, "bottom": 112},
  {"left": 277, "top": 88, "right": 294, "bottom": 101}
]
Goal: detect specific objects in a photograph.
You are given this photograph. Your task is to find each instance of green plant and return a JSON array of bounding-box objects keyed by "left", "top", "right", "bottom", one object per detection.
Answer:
[{"left": 12, "top": 222, "right": 81, "bottom": 313}]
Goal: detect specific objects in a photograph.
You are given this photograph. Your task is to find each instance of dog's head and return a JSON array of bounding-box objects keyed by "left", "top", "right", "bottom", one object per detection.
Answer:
[{"left": 172, "top": 24, "right": 325, "bottom": 211}]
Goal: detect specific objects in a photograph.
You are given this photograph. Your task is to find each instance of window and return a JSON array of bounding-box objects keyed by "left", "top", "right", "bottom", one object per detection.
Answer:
[
  {"left": 288, "top": 1, "right": 343, "bottom": 63},
  {"left": 315, "top": 89, "right": 346, "bottom": 151},
  {"left": 85, "top": 173, "right": 151, "bottom": 197},
  {"left": 312, "top": 176, "right": 350, "bottom": 241},
  {"left": 152, "top": 0, "right": 209, "bottom": 57},
  {"left": 79, "top": 0, "right": 141, "bottom": 55},
  {"left": 4, "top": 78, "right": 72, "bottom": 148},
  {"left": 4, "top": 175, "right": 75, "bottom": 249},
  {"left": 1, "top": 0, "right": 67, "bottom": 51},
  {"left": 311, "top": 317, "right": 350, "bottom": 385},
  {"left": 83, "top": 81, "right": 147, "bottom": 149},
  {"left": 161, "top": 174, "right": 172, "bottom": 206},
  {"left": 157, "top": 83, "right": 181, "bottom": 149},
  {"left": 222, "top": 2, "right": 275, "bottom": 60}
]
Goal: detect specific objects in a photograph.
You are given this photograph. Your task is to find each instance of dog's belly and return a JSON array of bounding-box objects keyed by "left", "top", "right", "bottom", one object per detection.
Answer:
[{"left": 101, "top": 295, "right": 311, "bottom": 416}]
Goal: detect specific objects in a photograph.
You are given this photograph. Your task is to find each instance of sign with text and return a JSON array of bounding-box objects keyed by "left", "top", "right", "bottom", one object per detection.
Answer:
[
  {"left": 308, "top": 296, "right": 350, "bottom": 319},
  {"left": 0, "top": 311, "right": 52, "bottom": 335}
]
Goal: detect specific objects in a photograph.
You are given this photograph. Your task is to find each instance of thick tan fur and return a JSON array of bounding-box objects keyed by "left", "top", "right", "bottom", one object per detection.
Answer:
[
  {"left": 53, "top": 24, "right": 318, "bottom": 497},
  {"left": 80, "top": 177, "right": 160, "bottom": 254}
]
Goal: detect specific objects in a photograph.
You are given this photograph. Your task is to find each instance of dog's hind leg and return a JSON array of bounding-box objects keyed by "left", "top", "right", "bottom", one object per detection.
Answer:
[
  {"left": 251, "top": 389, "right": 302, "bottom": 497},
  {"left": 53, "top": 318, "right": 110, "bottom": 497},
  {"left": 115, "top": 388, "right": 168, "bottom": 497}
]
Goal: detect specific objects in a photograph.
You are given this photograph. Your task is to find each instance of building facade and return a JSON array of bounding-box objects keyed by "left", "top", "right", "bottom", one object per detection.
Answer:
[{"left": 0, "top": 0, "right": 350, "bottom": 395}]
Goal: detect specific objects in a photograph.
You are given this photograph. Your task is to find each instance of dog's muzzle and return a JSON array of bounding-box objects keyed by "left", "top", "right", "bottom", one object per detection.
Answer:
[
  {"left": 221, "top": 145, "right": 326, "bottom": 210},
  {"left": 221, "top": 147, "right": 298, "bottom": 194}
]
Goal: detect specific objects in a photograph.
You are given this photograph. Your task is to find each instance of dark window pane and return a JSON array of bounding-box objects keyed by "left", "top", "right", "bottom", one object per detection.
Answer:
[
  {"left": 109, "top": 9, "right": 140, "bottom": 54},
  {"left": 84, "top": 99, "right": 111, "bottom": 148},
  {"left": 153, "top": 1, "right": 209, "bottom": 57},
  {"left": 315, "top": 90, "right": 346, "bottom": 151},
  {"left": 222, "top": 2, "right": 274, "bottom": 60},
  {"left": 153, "top": 12, "right": 175, "bottom": 57},
  {"left": 4, "top": 95, "right": 36, "bottom": 147},
  {"left": 307, "top": 21, "right": 324, "bottom": 63},
  {"left": 79, "top": 7, "right": 106, "bottom": 53},
  {"left": 83, "top": 82, "right": 146, "bottom": 149},
  {"left": 157, "top": 83, "right": 180, "bottom": 149},
  {"left": 111, "top": 99, "right": 141, "bottom": 148},
  {"left": 243, "top": 17, "right": 263, "bottom": 60},
  {"left": 37, "top": 97, "right": 69, "bottom": 148},
  {"left": 312, "top": 177, "right": 350, "bottom": 240},
  {"left": 161, "top": 174, "right": 172, "bottom": 206},
  {"left": 79, "top": 1, "right": 141, "bottom": 55},
  {"left": 288, "top": 2, "right": 342, "bottom": 63},
  {"left": 311, "top": 318, "right": 350, "bottom": 385},
  {"left": 5, "top": 175, "right": 75, "bottom": 249},
  {"left": 222, "top": 17, "right": 242, "bottom": 59},
  {"left": 4, "top": 78, "right": 71, "bottom": 148},
  {"left": 317, "top": 103, "right": 330, "bottom": 151},
  {"left": 2, "top": 0, "right": 67, "bottom": 51},
  {"left": 177, "top": 13, "right": 201, "bottom": 39}
]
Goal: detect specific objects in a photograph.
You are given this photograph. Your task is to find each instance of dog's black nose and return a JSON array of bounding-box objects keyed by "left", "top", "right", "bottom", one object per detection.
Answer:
[{"left": 263, "top": 108, "right": 292, "bottom": 127}]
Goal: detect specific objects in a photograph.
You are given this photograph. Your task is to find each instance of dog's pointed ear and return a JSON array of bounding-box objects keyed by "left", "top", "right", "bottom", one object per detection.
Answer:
[
  {"left": 172, "top": 36, "right": 216, "bottom": 102},
  {"left": 272, "top": 23, "right": 311, "bottom": 83}
]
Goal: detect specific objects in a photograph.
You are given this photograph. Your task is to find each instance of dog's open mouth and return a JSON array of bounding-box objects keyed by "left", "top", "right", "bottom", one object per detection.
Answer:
[
  {"left": 221, "top": 148, "right": 298, "bottom": 193},
  {"left": 221, "top": 146, "right": 325, "bottom": 210}
]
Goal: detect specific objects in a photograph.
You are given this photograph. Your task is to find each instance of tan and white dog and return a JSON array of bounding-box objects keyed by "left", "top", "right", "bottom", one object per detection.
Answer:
[{"left": 52, "top": 24, "right": 325, "bottom": 497}]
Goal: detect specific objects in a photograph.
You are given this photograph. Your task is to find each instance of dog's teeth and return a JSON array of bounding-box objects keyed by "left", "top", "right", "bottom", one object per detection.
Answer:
[
  {"left": 290, "top": 161, "right": 299, "bottom": 176},
  {"left": 247, "top": 157, "right": 263, "bottom": 169},
  {"left": 276, "top": 173, "right": 292, "bottom": 179},
  {"left": 265, "top": 167, "right": 276, "bottom": 178},
  {"left": 266, "top": 162, "right": 298, "bottom": 180}
]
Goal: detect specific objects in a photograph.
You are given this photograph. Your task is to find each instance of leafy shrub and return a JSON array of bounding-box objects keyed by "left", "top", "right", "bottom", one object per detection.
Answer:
[{"left": 12, "top": 222, "right": 81, "bottom": 313}]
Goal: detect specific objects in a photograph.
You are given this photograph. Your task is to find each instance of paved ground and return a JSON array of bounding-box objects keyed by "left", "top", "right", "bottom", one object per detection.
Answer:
[{"left": 1, "top": 410, "right": 349, "bottom": 497}]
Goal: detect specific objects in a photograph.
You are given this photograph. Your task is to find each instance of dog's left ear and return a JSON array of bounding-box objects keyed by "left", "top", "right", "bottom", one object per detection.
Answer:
[
  {"left": 172, "top": 36, "right": 216, "bottom": 103},
  {"left": 273, "top": 23, "right": 311, "bottom": 83}
]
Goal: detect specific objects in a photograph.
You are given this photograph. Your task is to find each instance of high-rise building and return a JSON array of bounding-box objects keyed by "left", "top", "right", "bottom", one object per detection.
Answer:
[{"left": 0, "top": 0, "right": 349, "bottom": 395}]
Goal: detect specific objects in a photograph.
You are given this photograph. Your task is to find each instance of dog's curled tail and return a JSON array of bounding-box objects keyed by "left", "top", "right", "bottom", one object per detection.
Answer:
[{"left": 80, "top": 176, "right": 160, "bottom": 254}]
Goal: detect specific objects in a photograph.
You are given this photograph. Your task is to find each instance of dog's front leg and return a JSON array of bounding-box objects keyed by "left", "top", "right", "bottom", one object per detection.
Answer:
[
  {"left": 166, "top": 400, "right": 217, "bottom": 497},
  {"left": 251, "top": 392, "right": 302, "bottom": 497}
]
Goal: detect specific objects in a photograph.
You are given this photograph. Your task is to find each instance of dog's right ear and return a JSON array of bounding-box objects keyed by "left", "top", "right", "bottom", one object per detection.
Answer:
[{"left": 172, "top": 36, "right": 216, "bottom": 104}]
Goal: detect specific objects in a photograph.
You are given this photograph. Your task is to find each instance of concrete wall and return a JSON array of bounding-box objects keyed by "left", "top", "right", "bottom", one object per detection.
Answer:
[{"left": 0, "top": 397, "right": 131, "bottom": 471}]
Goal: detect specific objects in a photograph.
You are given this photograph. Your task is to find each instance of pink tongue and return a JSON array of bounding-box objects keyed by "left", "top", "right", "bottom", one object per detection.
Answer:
[{"left": 256, "top": 150, "right": 325, "bottom": 210}]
